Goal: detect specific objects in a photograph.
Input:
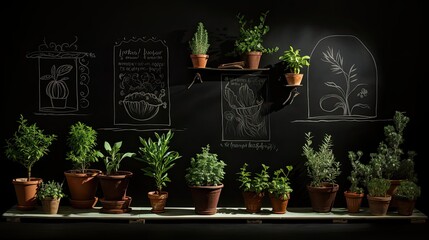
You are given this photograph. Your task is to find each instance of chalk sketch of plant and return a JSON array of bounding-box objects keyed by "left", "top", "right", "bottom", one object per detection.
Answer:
[
  {"left": 40, "top": 64, "right": 72, "bottom": 109},
  {"left": 223, "top": 82, "right": 267, "bottom": 138},
  {"left": 319, "top": 47, "right": 369, "bottom": 115}
]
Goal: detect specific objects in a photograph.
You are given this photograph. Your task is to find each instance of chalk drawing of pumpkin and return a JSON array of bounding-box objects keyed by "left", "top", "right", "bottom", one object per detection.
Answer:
[{"left": 40, "top": 64, "right": 72, "bottom": 109}]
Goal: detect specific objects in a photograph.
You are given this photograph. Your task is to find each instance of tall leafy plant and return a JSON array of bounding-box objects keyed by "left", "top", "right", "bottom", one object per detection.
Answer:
[
  {"left": 189, "top": 22, "right": 210, "bottom": 55},
  {"left": 66, "top": 121, "right": 102, "bottom": 173},
  {"left": 5, "top": 114, "right": 57, "bottom": 181},
  {"left": 369, "top": 111, "right": 417, "bottom": 180},
  {"left": 137, "top": 130, "right": 181, "bottom": 193},
  {"left": 302, "top": 132, "right": 341, "bottom": 187}
]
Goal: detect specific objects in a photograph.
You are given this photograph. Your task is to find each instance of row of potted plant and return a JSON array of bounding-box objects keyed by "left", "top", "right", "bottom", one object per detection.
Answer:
[
  {"left": 4, "top": 111, "right": 420, "bottom": 216},
  {"left": 188, "top": 11, "right": 310, "bottom": 86}
]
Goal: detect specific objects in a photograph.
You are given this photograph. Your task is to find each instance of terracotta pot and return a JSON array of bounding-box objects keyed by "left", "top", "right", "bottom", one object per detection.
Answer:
[
  {"left": 285, "top": 73, "right": 303, "bottom": 86},
  {"left": 190, "top": 54, "right": 209, "bottom": 68},
  {"left": 64, "top": 169, "right": 101, "bottom": 208},
  {"left": 269, "top": 193, "right": 289, "bottom": 214},
  {"left": 12, "top": 178, "right": 42, "bottom": 211},
  {"left": 367, "top": 195, "right": 391, "bottom": 216},
  {"left": 189, "top": 184, "right": 223, "bottom": 215},
  {"left": 395, "top": 197, "right": 416, "bottom": 216},
  {"left": 148, "top": 191, "right": 168, "bottom": 213},
  {"left": 98, "top": 171, "right": 133, "bottom": 201},
  {"left": 245, "top": 51, "right": 262, "bottom": 69},
  {"left": 344, "top": 191, "right": 364, "bottom": 213},
  {"left": 242, "top": 191, "right": 265, "bottom": 213},
  {"left": 41, "top": 197, "right": 61, "bottom": 214},
  {"left": 307, "top": 183, "right": 339, "bottom": 213}
]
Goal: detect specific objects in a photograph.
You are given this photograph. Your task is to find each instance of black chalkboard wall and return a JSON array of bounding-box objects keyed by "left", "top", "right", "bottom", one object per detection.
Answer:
[{"left": 1, "top": 0, "right": 426, "bottom": 215}]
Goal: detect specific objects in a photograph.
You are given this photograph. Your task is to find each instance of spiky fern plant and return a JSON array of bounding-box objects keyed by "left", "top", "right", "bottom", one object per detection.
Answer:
[{"left": 189, "top": 22, "right": 210, "bottom": 55}]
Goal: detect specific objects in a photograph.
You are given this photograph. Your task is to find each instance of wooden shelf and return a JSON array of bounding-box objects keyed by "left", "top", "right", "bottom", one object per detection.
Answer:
[
  {"left": 188, "top": 67, "right": 270, "bottom": 71},
  {"left": 3, "top": 206, "right": 427, "bottom": 224}
]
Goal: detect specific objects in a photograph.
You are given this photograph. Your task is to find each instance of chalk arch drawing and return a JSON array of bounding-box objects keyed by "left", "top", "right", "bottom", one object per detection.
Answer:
[
  {"left": 307, "top": 35, "right": 378, "bottom": 121},
  {"left": 221, "top": 74, "right": 270, "bottom": 142},
  {"left": 114, "top": 37, "right": 171, "bottom": 126},
  {"left": 26, "top": 36, "right": 95, "bottom": 114}
]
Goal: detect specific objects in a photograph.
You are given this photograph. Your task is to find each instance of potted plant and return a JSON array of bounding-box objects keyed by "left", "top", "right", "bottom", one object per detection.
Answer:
[
  {"left": 189, "top": 22, "right": 210, "bottom": 68},
  {"left": 98, "top": 140, "right": 135, "bottom": 213},
  {"left": 64, "top": 121, "right": 103, "bottom": 209},
  {"left": 185, "top": 144, "right": 226, "bottom": 215},
  {"left": 236, "top": 163, "right": 270, "bottom": 213},
  {"left": 302, "top": 132, "right": 341, "bottom": 212},
  {"left": 278, "top": 45, "right": 310, "bottom": 86},
  {"left": 268, "top": 165, "right": 293, "bottom": 214},
  {"left": 344, "top": 150, "right": 371, "bottom": 213},
  {"left": 369, "top": 111, "right": 417, "bottom": 208},
  {"left": 234, "top": 10, "right": 278, "bottom": 69},
  {"left": 4, "top": 114, "right": 57, "bottom": 210},
  {"left": 37, "top": 180, "right": 66, "bottom": 214},
  {"left": 394, "top": 180, "right": 421, "bottom": 216},
  {"left": 136, "top": 130, "right": 181, "bottom": 213},
  {"left": 366, "top": 178, "right": 391, "bottom": 216}
]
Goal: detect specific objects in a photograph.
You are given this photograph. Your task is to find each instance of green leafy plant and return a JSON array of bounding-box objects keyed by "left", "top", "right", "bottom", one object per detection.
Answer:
[
  {"left": 268, "top": 166, "right": 293, "bottom": 200},
  {"left": 37, "top": 180, "right": 66, "bottom": 200},
  {"left": 66, "top": 121, "right": 102, "bottom": 173},
  {"left": 347, "top": 151, "right": 371, "bottom": 194},
  {"left": 278, "top": 46, "right": 310, "bottom": 74},
  {"left": 395, "top": 180, "right": 421, "bottom": 200},
  {"left": 302, "top": 132, "right": 341, "bottom": 187},
  {"left": 369, "top": 111, "right": 417, "bottom": 180},
  {"left": 237, "top": 163, "right": 270, "bottom": 194},
  {"left": 5, "top": 114, "right": 57, "bottom": 181},
  {"left": 234, "top": 10, "right": 279, "bottom": 55},
  {"left": 136, "top": 131, "right": 181, "bottom": 193},
  {"left": 189, "top": 22, "right": 210, "bottom": 55},
  {"left": 100, "top": 141, "right": 135, "bottom": 175},
  {"left": 367, "top": 178, "right": 390, "bottom": 197},
  {"left": 185, "top": 144, "right": 226, "bottom": 186}
]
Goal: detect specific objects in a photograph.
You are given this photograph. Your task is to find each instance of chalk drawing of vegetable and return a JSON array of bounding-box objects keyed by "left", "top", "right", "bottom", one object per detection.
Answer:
[
  {"left": 40, "top": 64, "right": 72, "bottom": 109},
  {"left": 319, "top": 47, "right": 369, "bottom": 115},
  {"left": 224, "top": 82, "right": 266, "bottom": 138}
]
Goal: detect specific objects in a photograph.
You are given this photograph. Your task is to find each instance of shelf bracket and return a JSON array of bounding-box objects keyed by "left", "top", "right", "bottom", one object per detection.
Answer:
[
  {"left": 282, "top": 88, "right": 300, "bottom": 106},
  {"left": 187, "top": 72, "right": 203, "bottom": 89}
]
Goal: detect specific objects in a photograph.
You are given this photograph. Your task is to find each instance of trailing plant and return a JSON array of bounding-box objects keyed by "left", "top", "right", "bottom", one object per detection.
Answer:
[
  {"left": 237, "top": 163, "right": 270, "bottom": 194},
  {"left": 268, "top": 165, "right": 293, "bottom": 200},
  {"left": 37, "top": 180, "right": 66, "bottom": 200},
  {"left": 302, "top": 132, "right": 341, "bottom": 187},
  {"left": 66, "top": 121, "right": 102, "bottom": 173},
  {"left": 278, "top": 46, "right": 310, "bottom": 74},
  {"left": 100, "top": 141, "right": 135, "bottom": 175},
  {"left": 189, "top": 22, "right": 210, "bottom": 55},
  {"left": 5, "top": 114, "right": 57, "bottom": 181},
  {"left": 347, "top": 151, "right": 371, "bottom": 194},
  {"left": 234, "top": 10, "right": 278, "bottom": 55},
  {"left": 136, "top": 130, "right": 181, "bottom": 193},
  {"left": 367, "top": 178, "right": 390, "bottom": 197},
  {"left": 185, "top": 144, "right": 226, "bottom": 186},
  {"left": 395, "top": 180, "right": 421, "bottom": 200},
  {"left": 369, "top": 111, "right": 417, "bottom": 180}
]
